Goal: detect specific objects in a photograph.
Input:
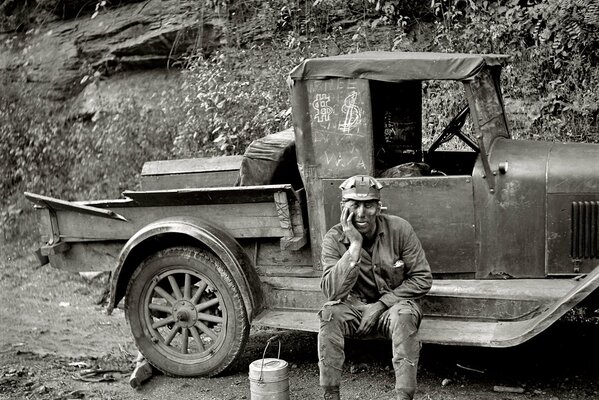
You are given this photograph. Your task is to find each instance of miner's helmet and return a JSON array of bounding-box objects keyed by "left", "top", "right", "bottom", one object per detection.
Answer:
[{"left": 340, "top": 175, "right": 383, "bottom": 201}]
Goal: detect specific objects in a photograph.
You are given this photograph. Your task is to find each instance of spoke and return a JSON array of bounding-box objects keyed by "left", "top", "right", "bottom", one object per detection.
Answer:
[
  {"left": 151, "top": 316, "right": 175, "bottom": 329},
  {"left": 154, "top": 287, "right": 177, "bottom": 305},
  {"left": 183, "top": 274, "right": 191, "bottom": 300},
  {"left": 197, "top": 312, "right": 223, "bottom": 324},
  {"left": 195, "top": 297, "right": 220, "bottom": 312},
  {"left": 164, "top": 325, "right": 180, "bottom": 346},
  {"left": 148, "top": 303, "right": 172, "bottom": 314},
  {"left": 168, "top": 276, "right": 183, "bottom": 300},
  {"left": 195, "top": 321, "right": 218, "bottom": 341},
  {"left": 189, "top": 326, "right": 205, "bottom": 352},
  {"left": 180, "top": 328, "right": 189, "bottom": 354},
  {"left": 190, "top": 281, "right": 208, "bottom": 305}
]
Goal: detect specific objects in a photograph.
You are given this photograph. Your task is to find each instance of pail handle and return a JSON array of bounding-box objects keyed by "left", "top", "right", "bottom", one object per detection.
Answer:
[{"left": 259, "top": 335, "right": 281, "bottom": 382}]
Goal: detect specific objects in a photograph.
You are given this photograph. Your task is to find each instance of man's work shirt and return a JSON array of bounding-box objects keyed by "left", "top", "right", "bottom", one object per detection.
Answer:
[{"left": 321, "top": 214, "right": 432, "bottom": 307}]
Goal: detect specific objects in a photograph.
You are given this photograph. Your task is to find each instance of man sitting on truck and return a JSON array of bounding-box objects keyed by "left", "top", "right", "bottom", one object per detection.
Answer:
[{"left": 318, "top": 175, "right": 433, "bottom": 400}]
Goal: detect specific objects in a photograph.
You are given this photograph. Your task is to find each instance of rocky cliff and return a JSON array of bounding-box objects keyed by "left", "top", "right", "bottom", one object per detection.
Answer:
[{"left": 1, "top": 0, "right": 225, "bottom": 115}]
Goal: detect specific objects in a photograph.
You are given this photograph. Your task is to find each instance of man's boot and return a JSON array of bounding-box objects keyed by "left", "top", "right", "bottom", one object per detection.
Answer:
[
  {"left": 395, "top": 388, "right": 413, "bottom": 400},
  {"left": 323, "top": 385, "right": 340, "bottom": 400}
]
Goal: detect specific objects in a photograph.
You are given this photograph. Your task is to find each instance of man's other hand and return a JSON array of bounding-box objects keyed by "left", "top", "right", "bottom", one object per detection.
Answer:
[{"left": 356, "top": 301, "right": 386, "bottom": 336}]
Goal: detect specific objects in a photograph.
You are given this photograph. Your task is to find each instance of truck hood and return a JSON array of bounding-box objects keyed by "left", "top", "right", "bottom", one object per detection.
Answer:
[{"left": 547, "top": 141, "right": 599, "bottom": 194}]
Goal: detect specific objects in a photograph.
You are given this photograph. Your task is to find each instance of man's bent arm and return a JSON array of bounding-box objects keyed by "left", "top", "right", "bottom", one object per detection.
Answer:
[
  {"left": 320, "top": 231, "right": 361, "bottom": 301},
  {"left": 379, "top": 226, "right": 432, "bottom": 307}
]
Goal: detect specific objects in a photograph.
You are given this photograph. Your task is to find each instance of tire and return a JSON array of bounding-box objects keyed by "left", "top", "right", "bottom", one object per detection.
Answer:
[{"left": 125, "top": 246, "right": 249, "bottom": 377}]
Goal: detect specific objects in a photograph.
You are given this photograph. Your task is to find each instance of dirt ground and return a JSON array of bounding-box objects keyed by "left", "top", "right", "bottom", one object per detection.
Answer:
[{"left": 1, "top": 242, "right": 598, "bottom": 400}]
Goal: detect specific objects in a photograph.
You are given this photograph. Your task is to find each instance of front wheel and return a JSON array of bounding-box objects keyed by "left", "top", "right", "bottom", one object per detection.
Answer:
[{"left": 125, "top": 246, "right": 249, "bottom": 376}]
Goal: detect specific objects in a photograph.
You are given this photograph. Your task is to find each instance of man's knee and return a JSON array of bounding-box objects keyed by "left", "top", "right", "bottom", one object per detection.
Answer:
[
  {"left": 390, "top": 312, "right": 418, "bottom": 333},
  {"left": 388, "top": 300, "right": 422, "bottom": 332},
  {"left": 319, "top": 302, "right": 359, "bottom": 339},
  {"left": 319, "top": 303, "right": 351, "bottom": 324}
]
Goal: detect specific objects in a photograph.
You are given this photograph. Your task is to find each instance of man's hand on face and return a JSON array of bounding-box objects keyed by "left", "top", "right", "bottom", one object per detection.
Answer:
[
  {"left": 340, "top": 202, "right": 363, "bottom": 245},
  {"left": 355, "top": 301, "right": 386, "bottom": 336}
]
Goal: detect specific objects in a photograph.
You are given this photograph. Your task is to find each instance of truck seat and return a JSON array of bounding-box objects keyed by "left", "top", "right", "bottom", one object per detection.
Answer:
[{"left": 378, "top": 162, "right": 431, "bottom": 178}]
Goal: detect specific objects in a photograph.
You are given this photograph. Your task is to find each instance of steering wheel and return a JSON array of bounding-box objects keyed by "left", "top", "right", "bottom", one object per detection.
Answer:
[{"left": 428, "top": 105, "right": 479, "bottom": 153}]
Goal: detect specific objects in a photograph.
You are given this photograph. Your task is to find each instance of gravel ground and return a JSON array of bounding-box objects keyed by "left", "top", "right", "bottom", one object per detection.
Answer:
[{"left": 1, "top": 245, "right": 598, "bottom": 400}]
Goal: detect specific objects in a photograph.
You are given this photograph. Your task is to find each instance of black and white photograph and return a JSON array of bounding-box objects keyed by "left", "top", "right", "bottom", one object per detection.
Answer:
[{"left": 1, "top": 1, "right": 598, "bottom": 399}]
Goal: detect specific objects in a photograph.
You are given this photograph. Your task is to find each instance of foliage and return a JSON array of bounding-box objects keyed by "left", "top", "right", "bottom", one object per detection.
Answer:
[
  {"left": 0, "top": 85, "right": 178, "bottom": 204},
  {"left": 174, "top": 47, "right": 296, "bottom": 157},
  {"left": 0, "top": 0, "right": 46, "bottom": 32},
  {"left": 427, "top": 0, "right": 599, "bottom": 143}
]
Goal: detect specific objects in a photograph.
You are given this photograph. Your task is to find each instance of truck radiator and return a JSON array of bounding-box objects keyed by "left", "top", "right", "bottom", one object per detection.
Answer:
[{"left": 571, "top": 201, "right": 599, "bottom": 259}]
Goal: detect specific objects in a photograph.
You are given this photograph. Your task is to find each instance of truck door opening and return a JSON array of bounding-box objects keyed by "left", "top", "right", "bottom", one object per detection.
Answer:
[{"left": 370, "top": 80, "right": 479, "bottom": 178}]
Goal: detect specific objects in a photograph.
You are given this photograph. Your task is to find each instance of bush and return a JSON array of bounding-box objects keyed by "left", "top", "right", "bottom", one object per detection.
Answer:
[
  {"left": 174, "top": 46, "right": 297, "bottom": 158},
  {"left": 428, "top": 0, "right": 598, "bottom": 143},
  {"left": 0, "top": 85, "right": 180, "bottom": 205}
]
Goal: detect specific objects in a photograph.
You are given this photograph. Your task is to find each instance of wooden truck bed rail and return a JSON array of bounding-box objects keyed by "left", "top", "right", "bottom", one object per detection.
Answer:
[{"left": 25, "top": 185, "right": 308, "bottom": 268}]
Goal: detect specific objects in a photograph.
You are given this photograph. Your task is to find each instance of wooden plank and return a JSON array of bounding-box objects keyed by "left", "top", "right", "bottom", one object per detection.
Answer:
[
  {"left": 48, "top": 242, "right": 123, "bottom": 272},
  {"left": 258, "top": 277, "right": 577, "bottom": 319},
  {"left": 281, "top": 189, "right": 308, "bottom": 250},
  {"left": 141, "top": 155, "right": 243, "bottom": 176},
  {"left": 419, "top": 319, "right": 496, "bottom": 345},
  {"left": 429, "top": 279, "right": 575, "bottom": 300},
  {"left": 54, "top": 203, "right": 283, "bottom": 241},
  {"left": 25, "top": 192, "right": 127, "bottom": 221},
  {"left": 122, "top": 184, "right": 295, "bottom": 206},
  {"left": 261, "top": 276, "right": 321, "bottom": 291},
  {"left": 307, "top": 79, "right": 374, "bottom": 178},
  {"left": 273, "top": 191, "right": 294, "bottom": 238},
  {"left": 141, "top": 170, "right": 240, "bottom": 190},
  {"left": 256, "top": 240, "right": 313, "bottom": 267},
  {"left": 41, "top": 241, "right": 70, "bottom": 256},
  {"left": 252, "top": 309, "right": 318, "bottom": 332},
  {"left": 259, "top": 276, "right": 576, "bottom": 301},
  {"left": 251, "top": 309, "right": 497, "bottom": 346},
  {"left": 267, "top": 288, "right": 325, "bottom": 310},
  {"left": 256, "top": 266, "right": 320, "bottom": 278},
  {"left": 260, "top": 278, "right": 556, "bottom": 320}
]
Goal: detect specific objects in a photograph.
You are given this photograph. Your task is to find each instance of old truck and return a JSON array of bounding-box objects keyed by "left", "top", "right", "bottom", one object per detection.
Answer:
[{"left": 26, "top": 52, "right": 599, "bottom": 377}]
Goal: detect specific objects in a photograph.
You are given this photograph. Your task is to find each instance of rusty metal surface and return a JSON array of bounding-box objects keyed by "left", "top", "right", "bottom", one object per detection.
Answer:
[
  {"left": 473, "top": 138, "right": 552, "bottom": 278},
  {"left": 547, "top": 141, "right": 599, "bottom": 193},
  {"left": 323, "top": 176, "right": 476, "bottom": 275}
]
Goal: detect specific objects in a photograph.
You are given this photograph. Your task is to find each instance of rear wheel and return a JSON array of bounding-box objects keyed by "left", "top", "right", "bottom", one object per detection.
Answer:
[{"left": 125, "top": 246, "right": 248, "bottom": 376}]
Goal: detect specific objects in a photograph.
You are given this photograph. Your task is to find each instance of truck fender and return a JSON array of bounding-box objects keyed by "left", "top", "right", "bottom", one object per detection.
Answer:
[
  {"left": 106, "top": 216, "right": 263, "bottom": 320},
  {"left": 491, "top": 264, "right": 599, "bottom": 347}
]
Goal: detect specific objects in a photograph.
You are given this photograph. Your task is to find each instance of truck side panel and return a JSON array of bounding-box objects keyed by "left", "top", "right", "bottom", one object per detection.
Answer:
[
  {"left": 47, "top": 241, "right": 123, "bottom": 272},
  {"left": 53, "top": 203, "right": 283, "bottom": 241}
]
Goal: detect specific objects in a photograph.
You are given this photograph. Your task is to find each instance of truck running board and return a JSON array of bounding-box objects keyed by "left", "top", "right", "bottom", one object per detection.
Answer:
[
  {"left": 252, "top": 309, "right": 500, "bottom": 346},
  {"left": 253, "top": 265, "right": 599, "bottom": 347}
]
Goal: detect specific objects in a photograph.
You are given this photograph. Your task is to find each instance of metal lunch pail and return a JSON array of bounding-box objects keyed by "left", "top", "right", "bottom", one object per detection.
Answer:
[{"left": 248, "top": 336, "right": 289, "bottom": 400}]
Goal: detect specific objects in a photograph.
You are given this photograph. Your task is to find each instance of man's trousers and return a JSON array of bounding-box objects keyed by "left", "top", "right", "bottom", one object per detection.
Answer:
[{"left": 318, "top": 298, "right": 422, "bottom": 399}]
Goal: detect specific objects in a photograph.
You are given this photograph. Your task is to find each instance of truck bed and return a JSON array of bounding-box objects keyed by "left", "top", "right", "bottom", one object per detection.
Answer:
[{"left": 25, "top": 184, "right": 307, "bottom": 270}]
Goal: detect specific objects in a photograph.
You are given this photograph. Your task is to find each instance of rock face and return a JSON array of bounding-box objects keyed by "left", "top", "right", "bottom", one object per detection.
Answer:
[{"left": 0, "top": 0, "right": 225, "bottom": 101}]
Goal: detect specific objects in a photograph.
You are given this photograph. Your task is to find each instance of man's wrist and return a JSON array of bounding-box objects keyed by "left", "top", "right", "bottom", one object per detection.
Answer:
[{"left": 348, "top": 243, "right": 362, "bottom": 266}]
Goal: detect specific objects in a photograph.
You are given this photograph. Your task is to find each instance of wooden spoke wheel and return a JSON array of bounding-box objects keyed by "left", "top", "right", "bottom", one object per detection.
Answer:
[{"left": 125, "top": 247, "right": 248, "bottom": 377}]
